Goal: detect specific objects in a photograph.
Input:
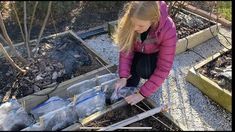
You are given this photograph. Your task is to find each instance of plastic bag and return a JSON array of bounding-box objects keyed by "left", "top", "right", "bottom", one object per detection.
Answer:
[
  {"left": 67, "top": 78, "right": 96, "bottom": 96},
  {"left": 110, "top": 87, "right": 137, "bottom": 104},
  {"left": 73, "top": 86, "right": 101, "bottom": 103},
  {"left": 1, "top": 107, "right": 34, "bottom": 131},
  {"left": 96, "top": 73, "right": 117, "bottom": 85},
  {"left": 39, "top": 105, "right": 78, "bottom": 131},
  {"left": 30, "top": 96, "right": 70, "bottom": 119},
  {"left": 73, "top": 88, "right": 106, "bottom": 119},
  {"left": 0, "top": 98, "right": 21, "bottom": 115},
  {"left": 0, "top": 99, "right": 22, "bottom": 130}
]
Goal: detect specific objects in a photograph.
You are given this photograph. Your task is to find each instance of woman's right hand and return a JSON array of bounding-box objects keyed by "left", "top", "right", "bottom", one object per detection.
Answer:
[{"left": 114, "top": 78, "right": 127, "bottom": 91}]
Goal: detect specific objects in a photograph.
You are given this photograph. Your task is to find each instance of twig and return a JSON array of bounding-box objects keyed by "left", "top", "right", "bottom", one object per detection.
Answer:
[
  {"left": 0, "top": 42, "right": 26, "bottom": 73},
  {"left": 12, "top": 2, "right": 25, "bottom": 43},
  {"left": 0, "top": 13, "right": 28, "bottom": 65},
  {"left": 24, "top": 1, "right": 31, "bottom": 58},
  {"left": 34, "top": 1, "right": 52, "bottom": 54},
  {"left": 95, "top": 57, "right": 112, "bottom": 73},
  {"left": 28, "top": 1, "right": 38, "bottom": 42}
]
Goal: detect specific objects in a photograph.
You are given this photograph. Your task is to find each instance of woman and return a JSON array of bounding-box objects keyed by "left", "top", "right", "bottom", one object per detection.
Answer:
[{"left": 113, "top": 1, "right": 177, "bottom": 105}]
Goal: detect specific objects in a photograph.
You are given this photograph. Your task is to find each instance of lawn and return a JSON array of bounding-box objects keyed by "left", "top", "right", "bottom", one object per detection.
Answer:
[{"left": 217, "top": 1, "right": 232, "bottom": 21}]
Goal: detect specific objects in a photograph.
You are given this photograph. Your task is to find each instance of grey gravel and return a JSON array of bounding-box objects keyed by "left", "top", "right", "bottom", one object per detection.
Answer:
[{"left": 83, "top": 26, "right": 231, "bottom": 131}]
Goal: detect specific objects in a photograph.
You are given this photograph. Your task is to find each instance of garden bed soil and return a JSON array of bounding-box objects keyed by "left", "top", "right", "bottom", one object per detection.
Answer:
[
  {"left": 85, "top": 102, "right": 180, "bottom": 131},
  {"left": 0, "top": 33, "right": 104, "bottom": 102},
  {"left": 197, "top": 49, "right": 232, "bottom": 92}
]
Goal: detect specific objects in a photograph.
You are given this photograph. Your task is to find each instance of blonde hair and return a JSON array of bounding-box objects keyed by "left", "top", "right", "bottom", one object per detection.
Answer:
[{"left": 112, "top": 1, "right": 160, "bottom": 51}]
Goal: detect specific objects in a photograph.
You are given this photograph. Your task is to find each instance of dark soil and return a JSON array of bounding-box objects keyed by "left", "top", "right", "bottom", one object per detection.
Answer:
[
  {"left": 85, "top": 102, "right": 181, "bottom": 131},
  {"left": 197, "top": 50, "right": 232, "bottom": 92},
  {"left": 174, "top": 8, "right": 214, "bottom": 39}
]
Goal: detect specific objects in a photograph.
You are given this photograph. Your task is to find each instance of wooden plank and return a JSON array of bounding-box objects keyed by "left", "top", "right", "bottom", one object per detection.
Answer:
[
  {"left": 107, "top": 20, "right": 117, "bottom": 36},
  {"left": 185, "top": 24, "right": 220, "bottom": 49},
  {"left": 145, "top": 98, "right": 188, "bottom": 131},
  {"left": 176, "top": 38, "right": 188, "bottom": 54},
  {"left": 193, "top": 47, "right": 231, "bottom": 69},
  {"left": 186, "top": 68, "right": 231, "bottom": 112}
]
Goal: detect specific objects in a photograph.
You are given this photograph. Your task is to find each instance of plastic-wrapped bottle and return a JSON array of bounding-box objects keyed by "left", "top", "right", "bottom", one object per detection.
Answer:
[
  {"left": 30, "top": 96, "right": 70, "bottom": 119},
  {"left": 73, "top": 87, "right": 106, "bottom": 119},
  {"left": 39, "top": 105, "right": 78, "bottom": 131},
  {"left": 0, "top": 99, "right": 34, "bottom": 131}
]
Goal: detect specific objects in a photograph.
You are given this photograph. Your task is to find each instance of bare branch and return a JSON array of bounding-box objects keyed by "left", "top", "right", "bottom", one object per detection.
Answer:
[
  {"left": 11, "top": 2, "right": 25, "bottom": 43},
  {"left": 24, "top": 1, "right": 31, "bottom": 58},
  {"left": 34, "top": 1, "right": 52, "bottom": 53},
  {"left": 0, "top": 12, "right": 28, "bottom": 65},
  {"left": 28, "top": 1, "right": 38, "bottom": 41},
  {"left": 0, "top": 42, "right": 26, "bottom": 74}
]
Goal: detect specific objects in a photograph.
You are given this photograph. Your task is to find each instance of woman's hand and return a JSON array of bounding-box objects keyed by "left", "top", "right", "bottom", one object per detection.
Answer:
[
  {"left": 125, "top": 92, "right": 145, "bottom": 105},
  {"left": 114, "top": 78, "right": 127, "bottom": 91}
]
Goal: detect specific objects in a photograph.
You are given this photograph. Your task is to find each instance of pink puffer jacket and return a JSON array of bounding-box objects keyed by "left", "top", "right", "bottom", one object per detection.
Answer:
[{"left": 119, "top": 1, "right": 177, "bottom": 97}]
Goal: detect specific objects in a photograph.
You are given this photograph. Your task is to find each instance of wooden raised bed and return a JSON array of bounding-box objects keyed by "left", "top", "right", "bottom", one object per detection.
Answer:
[
  {"left": 186, "top": 46, "right": 232, "bottom": 113},
  {"left": 107, "top": 8, "right": 221, "bottom": 55}
]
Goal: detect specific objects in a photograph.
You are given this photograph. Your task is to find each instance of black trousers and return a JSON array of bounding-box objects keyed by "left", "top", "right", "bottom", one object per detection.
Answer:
[{"left": 126, "top": 52, "right": 158, "bottom": 87}]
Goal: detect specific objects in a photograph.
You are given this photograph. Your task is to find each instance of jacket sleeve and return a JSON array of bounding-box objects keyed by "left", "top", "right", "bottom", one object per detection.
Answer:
[
  {"left": 118, "top": 50, "right": 134, "bottom": 78},
  {"left": 139, "top": 18, "right": 177, "bottom": 97}
]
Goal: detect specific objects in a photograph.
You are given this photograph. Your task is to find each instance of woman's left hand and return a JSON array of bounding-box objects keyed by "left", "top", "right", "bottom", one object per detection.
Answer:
[{"left": 125, "top": 92, "right": 145, "bottom": 105}]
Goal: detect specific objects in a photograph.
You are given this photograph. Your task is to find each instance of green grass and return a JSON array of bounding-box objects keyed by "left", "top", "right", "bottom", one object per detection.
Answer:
[{"left": 217, "top": 1, "right": 232, "bottom": 21}]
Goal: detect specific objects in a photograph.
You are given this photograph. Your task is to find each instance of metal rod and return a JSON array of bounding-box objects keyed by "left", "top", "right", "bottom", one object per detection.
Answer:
[
  {"left": 95, "top": 57, "right": 112, "bottom": 73},
  {"left": 134, "top": 103, "right": 174, "bottom": 131}
]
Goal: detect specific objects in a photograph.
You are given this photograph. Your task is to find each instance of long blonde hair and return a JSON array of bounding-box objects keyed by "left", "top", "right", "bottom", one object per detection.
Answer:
[{"left": 112, "top": 1, "right": 160, "bottom": 51}]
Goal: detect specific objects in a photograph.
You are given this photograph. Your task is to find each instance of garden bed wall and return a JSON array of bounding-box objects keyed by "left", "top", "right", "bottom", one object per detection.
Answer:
[{"left": 186, "top": 47, "right": 232, "bottom": 113}]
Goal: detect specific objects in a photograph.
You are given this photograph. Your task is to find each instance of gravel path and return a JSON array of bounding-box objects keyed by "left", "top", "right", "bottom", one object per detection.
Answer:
[{"left": 82, "top": 26, "right": 232, "bottom": 131}]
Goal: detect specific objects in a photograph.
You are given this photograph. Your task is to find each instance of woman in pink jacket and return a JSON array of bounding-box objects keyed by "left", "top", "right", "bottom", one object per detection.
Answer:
[{"left": 113, "top": 1, "right": 177, "bottom": 105}]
